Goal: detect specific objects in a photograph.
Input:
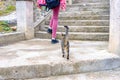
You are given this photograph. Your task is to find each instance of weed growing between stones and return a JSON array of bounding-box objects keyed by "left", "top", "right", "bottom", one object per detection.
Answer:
[
  {"left": 0, "top": 5, "right": 16, "bottom": 16},
  {"left": 0, "top": 1, "right": 16, "bottom": 16},
  {"left": 0, "top": 21, "right": 16, "bottom": 33}
]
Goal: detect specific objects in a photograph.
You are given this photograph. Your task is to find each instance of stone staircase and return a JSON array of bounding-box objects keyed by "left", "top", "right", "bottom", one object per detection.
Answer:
[
  {"left": 35, "top": 0, "right": 110, "bottom": 41},
  {"left": 0, "top": 39, "right": 120, "bottom": 80},
  {"left": 1, "top": 0, "right": 120, "bottom": 80}
]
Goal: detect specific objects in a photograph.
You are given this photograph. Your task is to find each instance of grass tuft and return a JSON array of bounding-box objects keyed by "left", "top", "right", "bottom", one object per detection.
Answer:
[{"left": 0, "top": 5, "right": 16, "bottom": 16}]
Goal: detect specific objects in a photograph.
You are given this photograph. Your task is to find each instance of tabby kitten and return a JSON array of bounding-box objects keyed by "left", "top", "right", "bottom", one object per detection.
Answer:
[{"left": 61, "top": 26, "right": 70, "bottom": 60}]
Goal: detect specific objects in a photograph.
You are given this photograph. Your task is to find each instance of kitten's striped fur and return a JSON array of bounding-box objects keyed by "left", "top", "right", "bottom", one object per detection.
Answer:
[{"left": 61, "top": 26, "right": 70, "bottom": 60}]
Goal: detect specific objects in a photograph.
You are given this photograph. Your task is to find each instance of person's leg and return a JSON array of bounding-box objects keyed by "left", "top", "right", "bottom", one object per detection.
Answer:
[
  {"left": 47, "top": 16, "right": 53, "bottom": 34},
  {"left": 49, "top": 16, "right": 53, "bottom": 29},
  {"left": 52, "top": 6, "right": 60, "bottom": 39}
]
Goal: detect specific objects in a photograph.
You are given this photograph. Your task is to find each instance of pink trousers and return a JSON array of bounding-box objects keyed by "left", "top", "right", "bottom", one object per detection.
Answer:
[{"left": 49, "top": 6, "right": 60, "bottom": 38}]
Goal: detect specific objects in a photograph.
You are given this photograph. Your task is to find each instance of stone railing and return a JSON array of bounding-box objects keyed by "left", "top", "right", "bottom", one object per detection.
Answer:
[{"left": 16, "top": 0, "right": 51, "bottom": 39}]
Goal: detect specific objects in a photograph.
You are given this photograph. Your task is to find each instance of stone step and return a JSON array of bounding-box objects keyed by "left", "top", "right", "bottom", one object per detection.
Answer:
[
  {"left": 66, "top": 4, "right": 109, "bottom": 12},
  {"left": 0, "top": 39, "right": 120, "bottom": 79},
  {"left": 65, "top": 6, "right": 109, "bottom": 12},
  {"left": 40, "top": 25, "right": 109, "bottom": 33},
  {"left": 25, "top": 69, "right": 120, "bottom": 80},
  {"left": 59, "top": 15, "right": 109, "bottom": 20},
  {"left": 45, "top": 20, "right": 109, "bottom": 26},
  {"left": 74, "top": 0, "right": 109, "bottom": 3},
  {"left": 0, "top": 32, "right": 25, "bottom": 46},
  {"left": 68, "top": 3, "right": 109, "bottom": 8},
  {"left": 66, "top": 4, "right": 110, "bottom": 11},
  {"left": 59, "top": 10, "right": 109, "bottom": 15},
  {"left": 35, "top": 31, "right": 109, "bottom": 41},
  {"left": 67, "top": 4, "right": 109, "bottom": 12},
  {"left": 66, "top": 8, "right": 109, "bottom": 12}
]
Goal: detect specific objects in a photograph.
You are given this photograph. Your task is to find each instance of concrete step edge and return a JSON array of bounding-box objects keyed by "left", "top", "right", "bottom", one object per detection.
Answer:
[
  {"left": 36, "top": 31, "right": 109, "bottom": 34},
  {"left": 59, "top": 15, "right": 109, "bottom": 17},
  {"left": 35, "top": 31, "right": 109, "bottom": 41},
  {"left": 25, "top": 68, "right": 120, "bottom": 80},
  {"left": 66, "top": 9, "right": 110, "bottom": 12},
  {"left": 40, "top": 26, "right": 109, "bottom": 33},
  {"left": 59, "top": 10, "right": 109, "bottom": 14},
  {"left": 74, "top": 0, "right": 109, "bottom": 3},
  {"left": 45, "top": 20, "right": 109, "bottom": 26},
  {"left": 46, "top": 20, "right": 109, "bottom": 22},
  {"left": 0, "top": 32, "right": 25, "bottom": 46},
  {"left": 0, "top": 54, "right": 120, "bottom": 79},
  {"left": 43, "top": 25, "right": 109, "bottom": 28},
  {"left": 59, "top": 15, "right": 109, "bottom": 20},
  {"left": 39, "top": 25, "right": 109, "bottom": 32},
  {"left": 68, "top": 3, "right": 109, "bottom": 6}
]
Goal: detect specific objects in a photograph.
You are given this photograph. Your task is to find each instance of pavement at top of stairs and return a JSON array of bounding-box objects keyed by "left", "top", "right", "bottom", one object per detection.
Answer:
[
  {"left": 0, "top": 38, "right": 120, "bottom": 80},
  {"left": 0, "top": 38, "right": 118, "bottom": 67}
]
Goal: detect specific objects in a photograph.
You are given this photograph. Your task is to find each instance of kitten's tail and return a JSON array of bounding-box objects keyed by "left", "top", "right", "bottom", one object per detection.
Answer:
[{"left": 64, "top": 25, "right": 69, "bottom": 35}]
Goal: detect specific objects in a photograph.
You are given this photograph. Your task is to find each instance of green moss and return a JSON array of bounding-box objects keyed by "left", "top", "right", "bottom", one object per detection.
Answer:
[
  {"left": 0, "top": 10, "right": 4, "bottom": 16},
  {"left": 0, "top": 21, "right": 13, "bottom": 33},
  {"left": 0, "top": 26, "right": 3, "bottom": 32},
  {"left": 6, "top": 5, "right": 16, "bottom": 11},
  {"left": 0, "top": 5, "right": 16, "bottom": 16}
]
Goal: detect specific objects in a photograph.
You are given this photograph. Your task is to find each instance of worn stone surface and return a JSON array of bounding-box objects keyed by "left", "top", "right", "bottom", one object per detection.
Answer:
[
  {"left": 35, "top": 31, "right": 109, "bottom": 41},
  {"left": 40, "top": 25, "right": 109, "bottom": 32},
  {"left": 0, "top": 39, "right": 120, "bottom": 79},
  {"left": 35, "top": 0, "right": 110, "bottom": 41},
  {"left": 26, "top": 68, "right": 120, "bottom": 80},
  {"left": 74, "top": 0, "right": 109, "bottom": 3},
  {"left": 0, "top": 32, "right": 25, "bottom": 46},
  {"left": 67, "top": 3, "right": 109, "bottom": 8},
  {"left": 59, "top": 15, "right": 109, "bottom": 20},
  {"left": 59, "top": 11, "right": 109, "bottom": 15},
  {"left": 45, "top": 20, "right": 109, "bottom": 26}
]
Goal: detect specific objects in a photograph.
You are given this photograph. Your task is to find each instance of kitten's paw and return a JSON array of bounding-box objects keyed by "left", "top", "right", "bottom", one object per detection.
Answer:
[{"left": 67, "top": 57, "right": 69, "bottom": 60}]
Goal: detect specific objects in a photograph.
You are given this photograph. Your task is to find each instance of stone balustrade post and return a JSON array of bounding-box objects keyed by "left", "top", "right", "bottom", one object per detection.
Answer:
[
  {"left": 109, "top": 0, "right": 120, "bottom": 55},
  {"left": 16, "top": 0, "right": 34, "bottom": 39}
]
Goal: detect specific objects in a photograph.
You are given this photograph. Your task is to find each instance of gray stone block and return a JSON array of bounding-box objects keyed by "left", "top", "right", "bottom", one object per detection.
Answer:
[
  {"left": 0, "top": 32, "right": 25, "bottom": 46},
  {"left": 35, "top": 31, "right": 109, "bottom": 41}
]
